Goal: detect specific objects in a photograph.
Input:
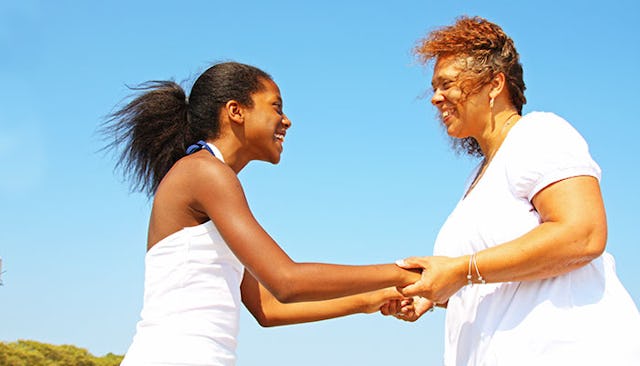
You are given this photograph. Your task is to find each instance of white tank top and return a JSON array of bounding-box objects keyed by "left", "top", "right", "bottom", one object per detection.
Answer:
[{"left": 121, "top": 220, "right": 245, "bottom": 366}]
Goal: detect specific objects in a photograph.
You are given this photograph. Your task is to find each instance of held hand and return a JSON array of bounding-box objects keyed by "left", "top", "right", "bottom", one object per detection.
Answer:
[
  {"left": 380, "top": 296, "right": 434, "bottom": 322},
  {"left": 360, "top": 287, "right": 405, "bottom": 314},
  {"left": 395, "top": 256, "right": 467, "bottom": 304}
]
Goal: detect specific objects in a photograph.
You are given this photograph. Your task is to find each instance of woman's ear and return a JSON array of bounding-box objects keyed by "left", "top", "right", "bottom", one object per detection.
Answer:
[
  {"left": 225, "top": 100, "right": 244, "bottom": 125},
  {"left": 489, "top": 72, "right": 506, "bottom": 100}
]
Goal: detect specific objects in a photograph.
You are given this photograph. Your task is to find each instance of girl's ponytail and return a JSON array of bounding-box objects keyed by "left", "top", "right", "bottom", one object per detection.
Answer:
[{"left": 102, "top": 81, "right": 191, "bottom": 196}]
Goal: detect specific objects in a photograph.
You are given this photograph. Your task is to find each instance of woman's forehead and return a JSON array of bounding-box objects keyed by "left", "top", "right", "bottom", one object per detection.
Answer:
[
  {"left": 432, "top": 55, "right": 478, "bottom": 82},
  {"left": 433, "top": 57, "right": 463, "bottom": 79}
]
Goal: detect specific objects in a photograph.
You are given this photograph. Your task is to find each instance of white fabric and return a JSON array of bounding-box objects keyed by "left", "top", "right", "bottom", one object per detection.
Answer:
[
  {"left": 433, "top": 112, "right": 640, "bottom": 366},
  {"left": 121, "top": 144, "right": 244, "bottom": 366},
  {"left": 122, "top": 221, "right": 244, "bottom": 366},
  {"left": 206, "top": 142, "right": 225, "bottom": 163},
  {"left": 121, "top": 221, "right": 244, "bottom": 366}
]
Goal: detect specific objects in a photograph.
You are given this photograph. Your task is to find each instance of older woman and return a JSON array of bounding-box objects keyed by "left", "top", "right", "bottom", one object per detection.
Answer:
[{"left": 385, "top": 16, "right": 640, "bottom": 365}]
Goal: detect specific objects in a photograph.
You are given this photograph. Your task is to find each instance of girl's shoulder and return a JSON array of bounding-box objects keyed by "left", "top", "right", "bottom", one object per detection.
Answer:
[{"left": 158, "top": 153, "right": 242, "bottom": 202}]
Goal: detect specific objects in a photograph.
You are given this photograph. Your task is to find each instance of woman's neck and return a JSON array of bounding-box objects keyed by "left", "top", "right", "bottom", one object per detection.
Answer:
[{"left": 477, "top": 109, "right": 520, "bottom": 161}]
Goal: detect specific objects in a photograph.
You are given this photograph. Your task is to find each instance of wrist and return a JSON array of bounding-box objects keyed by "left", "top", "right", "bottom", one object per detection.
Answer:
[
  {"left": 458, "top": 255, "right": 473, "bottom": 287},
  {"left": 352, "top": 296, "right": 367, "bottom": 314},
  {"left": 401, "top": 267, "right": 421, "bottom": 285},
  {"left": 463, "top": 253, "right": 486, "bottom": 286}
]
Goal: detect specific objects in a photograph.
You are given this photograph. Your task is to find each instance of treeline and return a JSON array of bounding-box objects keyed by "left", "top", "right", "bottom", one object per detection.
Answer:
[{"left": 0, "top": 340, "right": 123, "bottom": 366}]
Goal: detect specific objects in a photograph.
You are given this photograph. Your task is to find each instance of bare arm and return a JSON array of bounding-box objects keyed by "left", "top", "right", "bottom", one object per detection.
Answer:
[
  {"left": 475, "top": 175, "right": 607, "bottom": 280},
  {"left": 400, "top": 176, "right": 607, "bottom": 303},
  {"left": 190, "top": 159, "right": 420, "bottom": 303},
  {"left": 241, "top": 270, "right": 404, "bottom": 327}
]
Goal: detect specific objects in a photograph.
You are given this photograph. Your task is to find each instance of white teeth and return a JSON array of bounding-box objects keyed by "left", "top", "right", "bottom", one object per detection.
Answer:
[
  {"left": 275, "top": 133, "right": 285, "bottom": 142},
  {"left": 442, "top": 111, "right": 450, "bottom": 118}
]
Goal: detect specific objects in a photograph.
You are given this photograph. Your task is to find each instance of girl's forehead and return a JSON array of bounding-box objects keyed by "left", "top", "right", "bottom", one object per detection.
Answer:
[
  {"left": 261, "top": 78, "right": 279, "bottom": 92},
  {"left": 252, "top": 78, "right": 282, "bottom": 102}
]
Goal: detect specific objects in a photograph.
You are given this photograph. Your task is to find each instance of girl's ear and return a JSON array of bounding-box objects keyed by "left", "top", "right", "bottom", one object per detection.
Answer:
[
  {"left": 225, "top": 100, "right": 244, "bottom": 125},
  {"left": 488, "top": 72, "right": 506, "bottom": 100}
]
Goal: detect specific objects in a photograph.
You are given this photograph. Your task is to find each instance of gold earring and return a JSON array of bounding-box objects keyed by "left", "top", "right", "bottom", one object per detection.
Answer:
[{"left": 490, "top": 97, "right": 494, "bottom": 109}]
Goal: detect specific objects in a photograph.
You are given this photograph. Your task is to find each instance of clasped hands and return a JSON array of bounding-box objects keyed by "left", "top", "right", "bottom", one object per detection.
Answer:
[{"left": 380, "top": 255, "right": 465, "bottom": 322}]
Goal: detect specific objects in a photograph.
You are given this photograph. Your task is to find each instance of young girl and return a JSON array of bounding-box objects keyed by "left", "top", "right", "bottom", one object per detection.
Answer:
[{"left": 103, "top": 62, "right": 419, "bottom": 366}]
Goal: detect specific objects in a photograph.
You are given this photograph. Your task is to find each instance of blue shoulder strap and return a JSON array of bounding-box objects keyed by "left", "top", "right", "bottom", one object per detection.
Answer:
[{"left": 186, "top": 140, "right": 216, "bottom": 157}]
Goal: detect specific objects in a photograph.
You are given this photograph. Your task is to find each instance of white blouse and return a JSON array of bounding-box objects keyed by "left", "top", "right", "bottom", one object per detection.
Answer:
[{"left": 433, "top": 112, "right": 640, "bottom": 365}]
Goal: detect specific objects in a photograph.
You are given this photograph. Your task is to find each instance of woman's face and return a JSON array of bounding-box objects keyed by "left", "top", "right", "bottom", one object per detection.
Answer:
[
  {"left": 243, "top": 79, "right": 292, "bottom": 164},
  {"left": 430, "top": 56, "right": 491, "bottom": 139}
]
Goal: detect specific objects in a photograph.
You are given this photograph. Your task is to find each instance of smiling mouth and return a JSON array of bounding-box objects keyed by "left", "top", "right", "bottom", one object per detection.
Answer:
[
  {"left": 274, "top": 133, "right": 285, "bottom": 142},
  {"left": 441, "top": 109, "right": 457, "bottom": 124}
]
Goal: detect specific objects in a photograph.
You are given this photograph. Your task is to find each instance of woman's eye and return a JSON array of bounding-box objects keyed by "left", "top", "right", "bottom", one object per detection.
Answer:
[{"left": 432, "top": 80, "right": 453, "bottom": 93}]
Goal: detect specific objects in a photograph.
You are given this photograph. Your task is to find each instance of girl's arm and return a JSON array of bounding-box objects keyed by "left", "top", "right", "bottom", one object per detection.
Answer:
[
  {"left": 241, "top": 271, "right": 405, "bottom": 327},
  {"left": 189, "top": 159, "right": 421, "bottom": 303}
]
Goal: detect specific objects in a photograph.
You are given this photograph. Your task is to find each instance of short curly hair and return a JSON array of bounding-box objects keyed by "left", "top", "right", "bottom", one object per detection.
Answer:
[{"left": 415, "top": 16, "right": 526, "bottom": 157}]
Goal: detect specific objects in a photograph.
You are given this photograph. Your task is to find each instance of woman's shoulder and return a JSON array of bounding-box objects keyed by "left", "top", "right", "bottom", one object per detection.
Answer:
[
  {"left": 509, "top": 111, "right": 588, "bottom": 148},
  {"left": 504, "top": 111, "right": 600, "bottom": 199},
  {"left": 519, "top": 111, "right": 584, "bottom": 134},
  {"left": 517, "top": 111, "right": 574, "bottom": 133}
]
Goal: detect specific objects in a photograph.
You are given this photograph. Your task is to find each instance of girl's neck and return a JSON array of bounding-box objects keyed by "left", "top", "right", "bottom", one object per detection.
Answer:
[{"left": 208, "top": 138, "right": 249, "bottom": 174}]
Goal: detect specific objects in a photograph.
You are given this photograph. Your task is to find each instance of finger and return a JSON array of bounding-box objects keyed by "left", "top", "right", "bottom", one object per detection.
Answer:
[
  {"left": 383, "top": 300, "right": 400, "bottom": 315},
  {"left": 379, "top": 302, "right": 391, "bottom": 316},
  {"left": 394, "top": 257, "right": 425, "bottom": 269},
  {"left": 394, "top": 307, "right": 412, "bottom": 320},
  {"left": 397, "top": 311, "right": 417, "bottom": 322},
  {"left": 414, "top": 301, "right": 434, "bottom": 316},
  {"left": 399, "top": 304, "right": 414, "bottom": 314},
  {"left": 382, "top": 286, "right": 403, "bottom": 299},
  {"left": 400, "top": 298, "right": 414, "bottom": 307},
  {"left": 388, "top": 300, "right": 401, "bottom": 315},
  {"left": 398, "top": 283, "right": 422, "bottom": 297}
]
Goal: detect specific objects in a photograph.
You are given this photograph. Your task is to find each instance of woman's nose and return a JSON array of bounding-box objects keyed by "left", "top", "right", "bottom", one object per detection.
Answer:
[{"left": 431, "top": 89, "right": 444, "bottom": 106}]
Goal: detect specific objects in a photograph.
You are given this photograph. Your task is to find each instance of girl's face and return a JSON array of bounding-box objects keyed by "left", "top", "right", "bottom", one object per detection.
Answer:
[
  {"left": 243, "top": 79, "right": 292, "bottom": 164},
  {"left": 430, "top": 56, "right": 491, "bottom": 139}
]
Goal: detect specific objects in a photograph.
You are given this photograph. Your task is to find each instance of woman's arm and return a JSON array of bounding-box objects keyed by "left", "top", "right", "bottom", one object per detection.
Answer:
[
  {"left": 241, "top": 270, "right": 405, "bottom": 327},
  {"left": 399, "top": 175, "right": 607, "bottom": 303},
  {"left": 190, "top": 159, "right": 420, "bottom": 303}
]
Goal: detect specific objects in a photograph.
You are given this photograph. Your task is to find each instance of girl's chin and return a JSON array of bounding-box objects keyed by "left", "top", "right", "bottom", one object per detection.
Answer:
[{"left": 267, "top": 151, "right": 282, "bottom": 165}]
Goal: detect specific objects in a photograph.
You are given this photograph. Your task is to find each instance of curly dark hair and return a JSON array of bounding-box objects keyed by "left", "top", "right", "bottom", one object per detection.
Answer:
[
  {"left": 101, "top": 62, "right": 272, "bottom": 196},
  {"left": 415, "top": 16, "right": 527, "bottom": 157}
]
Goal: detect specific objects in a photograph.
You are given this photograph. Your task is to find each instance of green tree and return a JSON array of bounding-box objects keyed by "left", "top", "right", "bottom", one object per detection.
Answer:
[{"left": 0, "top": 340, "right": 123, "bottom": 366}]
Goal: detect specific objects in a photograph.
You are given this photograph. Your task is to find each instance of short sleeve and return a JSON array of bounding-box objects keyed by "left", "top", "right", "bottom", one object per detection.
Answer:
[{"left": 505, "top": 112, "right": 601, "bottom": 201}]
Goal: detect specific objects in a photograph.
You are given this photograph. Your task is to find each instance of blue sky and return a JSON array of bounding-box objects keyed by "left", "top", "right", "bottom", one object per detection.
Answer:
[{"left": 1, "top": 1, "right": 638, "bottom": 364}]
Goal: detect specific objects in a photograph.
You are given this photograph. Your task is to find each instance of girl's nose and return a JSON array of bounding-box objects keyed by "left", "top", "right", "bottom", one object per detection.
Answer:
[{"left": 282, "top": 114, "right": 292, "bottom": 129}]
